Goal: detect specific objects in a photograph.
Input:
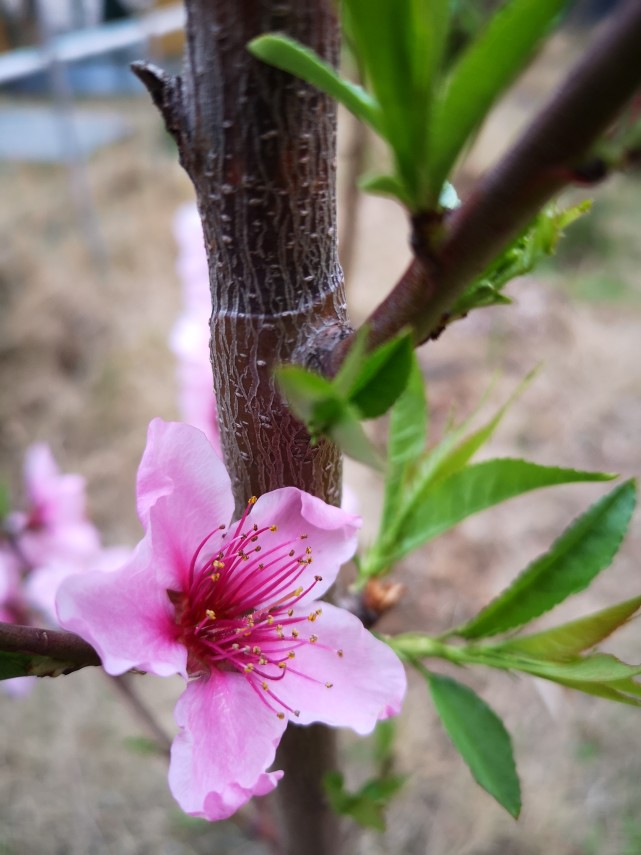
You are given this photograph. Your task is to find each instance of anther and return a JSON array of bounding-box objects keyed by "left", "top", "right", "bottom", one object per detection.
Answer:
[{"left": 309, "top": 634, "right": 318, "bottom": 643}]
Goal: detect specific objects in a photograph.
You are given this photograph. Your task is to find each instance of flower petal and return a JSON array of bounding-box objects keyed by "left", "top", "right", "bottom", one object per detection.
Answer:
[
  {"left": 56, "top": 538, "right": 186, "bottom": 677},
  {"left": 249, "top": 488, "right": 361, "bottom": 602},
  {"left": 136, "top": 420, "right": 233, "bottom": 534},
  {"left": 168, "top": 673, "right": 285, "bottom": 820},
  {"left": 275, "top": 601, "right": 406, "bottom": 735}
]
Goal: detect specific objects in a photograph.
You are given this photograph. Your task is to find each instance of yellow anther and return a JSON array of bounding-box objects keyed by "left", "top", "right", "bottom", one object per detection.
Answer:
[
  {"left": 244, "top": 664, "right": 254, "bottom": 673},
  {"left": 325, "top": 682, "right": 333, "bottom": 689},
  {"left": 213, "top": 560, "right": 225, "bottom": 569},
  {"left": 292, "top": 629, "right": 299, "bottom": 638},
  {"left": 306, "top": 547, "right": 312, "bottom": 555},
  {"left": 249, "top": 496, "right": 258, "bottom": 505},
  {"left": 259, "top": 657, "right": 268, "bottom": 666},
  {"left": 309, "top": 634, "right": 318, "bottom": 643},
  {"left": 308, "top": 612, "right": 317, "bottom": 622},
  {"left": 277, "top": 712, "right": 285, "bottom": 720},
  {"left": 288, "top": 651, "right": 295, "bottom": 659},
  {"left": 337, "top": 649, "right": 344, "bottom": 658},
  {"left": 210, "top": 573, "right": 221, "bottom": 583},
  {"left": 267, "top": 615, "right": 274, "bottom": 625},
  {"left": 262, "top": 681, "right": 269, "bottom": 691},
  {"left": 205, "top": 609, "right": 217, "bottom": 620},
  {"left": 232, "top": 643, "right": 240, "bottom": 650},
  {"left": 294, "top": 587, "right": 303, "bottom": 597},
  {"left": 252, "top": 646, "right": 261, "bottom": 655},
  {"left": 276, "top": 624, "right": 283, "bottom": 632},
  {"left": 287, "top": 609, "right": 294, "bottom": 617},
  {"left": 315, "top": 608, "right": 322, "bottom": 616},
  {"left": 278, "top": 662, "right": 287, "bottom": 670},
  {"left": 270, "top": 525, "right": 278, "bottom": 532}
]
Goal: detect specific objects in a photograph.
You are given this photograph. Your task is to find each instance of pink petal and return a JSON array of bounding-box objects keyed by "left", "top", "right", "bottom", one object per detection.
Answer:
[
  {"left": 24, "top": 444, "right": 86, "bottom": 526},
  {"left": 56, "top": 538, "right": 186, "bottom": 677},
  {"left": 136, "top": 420, "right": 233, "bottom": 545},
  {"left": 168, "top": 673, "right": 285, "bottom": 820},
  {"left": 274, "top": 601, "right": 406, "bottom": 735},
  {"left": 249, "top": 488, "right": 361, "bottom": 602}
]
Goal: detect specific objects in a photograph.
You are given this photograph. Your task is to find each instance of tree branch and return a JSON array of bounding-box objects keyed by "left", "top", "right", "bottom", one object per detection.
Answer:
[
  {"left": 331, "top": 0, "right": 641, "bottom": 364},
  {"left": 0, "top": 621, "right": 100, "bottom": 669}
]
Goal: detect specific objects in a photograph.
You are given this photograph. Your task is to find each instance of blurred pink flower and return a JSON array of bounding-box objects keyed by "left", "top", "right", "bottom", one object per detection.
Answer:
[
  {"left": 170, "top": 204, "right": 221, "bottom": 455},
  {"left": 8, "top": 444, "right": 100, "bottom": 568},
  {"left": 57, "top": 419, "right": 406, "bottom": 821}
]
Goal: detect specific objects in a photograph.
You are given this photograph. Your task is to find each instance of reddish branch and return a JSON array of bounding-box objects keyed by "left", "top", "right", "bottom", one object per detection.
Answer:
[{"left": 330, "top": 0, "right": 641, "bottom": 367}]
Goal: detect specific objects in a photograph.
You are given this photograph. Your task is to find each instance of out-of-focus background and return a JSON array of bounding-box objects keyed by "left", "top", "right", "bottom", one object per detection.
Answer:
[{"left": 1, "top": 2, "right": 640, "bottom": 853}]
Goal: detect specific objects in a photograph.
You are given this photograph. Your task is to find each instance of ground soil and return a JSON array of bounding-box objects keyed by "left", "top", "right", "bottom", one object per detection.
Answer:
[{"left": 1, "top": 30, "right": 640, "bottom": 855}]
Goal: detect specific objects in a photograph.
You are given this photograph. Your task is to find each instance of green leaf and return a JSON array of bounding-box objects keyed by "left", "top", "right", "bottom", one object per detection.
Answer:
[
  {"left": 0, "top": 650, "right": 84, "bottom": 680},
  {"left": 426, "top": 671, "right": 521, "bottom": 818},
  {"left": 248, "top": 34, "right": 383, "bottom": 133},
  {"left": 0, "top": 482, "right": 9, "bottom": 519},
  {"left": 388, "top": 353, "right": 427, "bottom": 466},
  {"left": 348, "top": 331, "right": 414, "bottom": 419},
  {"left": 323, "top": 770, "right": 405, "bottom": 832},
  {"left": 426, "top": 367, "right": 539, "bottom": 486},
  {"left": 458, "top": 480, "right": 636, "bottom": 639},
  {"left": 276, "top": 365, "right": 335, "bottom": 424},
  {"left": 374, "top": 458, "right": 614, "bottom": 570},
  {"left": 429, "top": 0, "right": 568, "bottom": 194},
  {"left": 331, "top": 409, "right": 383, "bottom": 470},
  {"left": 344, "top": 0, "right": 450, "bottom": 208},
  {"left": 450, "top": 201, "right": 591, "bottom": 322},
  {"left": 332, "top": 326, "right": 371, "bottom": 399},
  {"left": 493, "top": 595, "right": 641, "bottom": 661},
  {"left": 472, "top": 649, "right": 641, "bottom": 683},
  {"left": 358, "top": 173, "right": 413, "bottom": 207}
]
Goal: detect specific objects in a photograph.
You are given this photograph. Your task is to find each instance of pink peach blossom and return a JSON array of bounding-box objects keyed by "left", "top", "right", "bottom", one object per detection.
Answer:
[
  {"left": 8, "top": 444, "right": 100, "bottom": 568},
  {"left": 57, "top": 419, "right": 406, "bottom": 821},
  {"left": 170, "top": 204, "right": 221, "bottom": 454}
]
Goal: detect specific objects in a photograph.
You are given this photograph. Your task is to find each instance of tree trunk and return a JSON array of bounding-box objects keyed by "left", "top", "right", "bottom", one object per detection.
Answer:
[{"left": 134, "top": 2, "right": 347, "bottom": 852}]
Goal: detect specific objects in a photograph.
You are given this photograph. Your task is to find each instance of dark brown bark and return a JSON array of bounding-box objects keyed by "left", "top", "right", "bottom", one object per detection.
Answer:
[
  {"left": 134, "top": 2, "right": 346, "bottom": 852},
  {"left": 330, "top": 0, "right": 641, "bottom": 362}
]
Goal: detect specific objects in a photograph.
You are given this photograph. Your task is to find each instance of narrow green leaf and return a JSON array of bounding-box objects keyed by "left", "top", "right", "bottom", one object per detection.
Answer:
[
  {"left": 493, "top": 595, "right": 641, "bottom": 661},
  {"left": 429, "top": 0, "right": 568, "bottom": 193},
  {"left": 459, "top": 480, "right": 637, "bottom": 639},
  {"left": 471, "top": 649, "right": 641, "bottom": 684},
  {"left": 248, "top": 35, "right": 382, "bottom": 132},
  {"left": 388, "top": 354, "right": 427, "bottom": 466},
  {"left": 377, "top": 458, "right": 614, "bottom": 570},
  {"left": 550, "top": 677, "right": 641, "bottom": 707},
  {"left": 348, "top": 331, "right": 413, "bottom": 419},
  {"left": 427, "top": 367, "right": 539, "bottom": 485},
  {"left": 426, "top": 672, "right": 521, "bottom": 818},
  {"left": 344, "top": 0, "right": 450, "bottom": 207}
]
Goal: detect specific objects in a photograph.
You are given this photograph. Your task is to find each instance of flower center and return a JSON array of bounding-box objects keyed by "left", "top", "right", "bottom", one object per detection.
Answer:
[{"left": 172, "top": 497, "right": 341, "bottom": 719}]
